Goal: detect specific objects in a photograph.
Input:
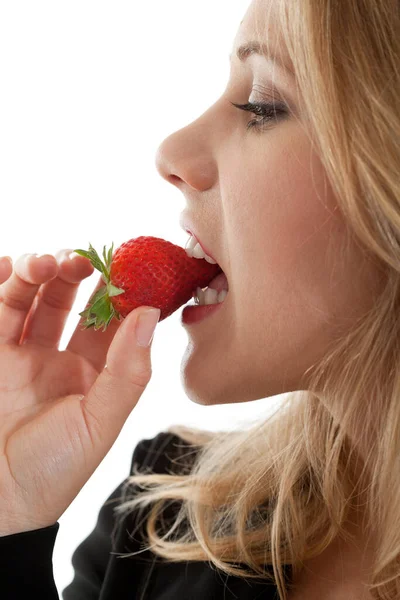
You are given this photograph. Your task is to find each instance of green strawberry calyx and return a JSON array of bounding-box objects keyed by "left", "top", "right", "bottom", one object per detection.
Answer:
[{"left": 73, "top": 242, "right": 125, "bottom": 332}]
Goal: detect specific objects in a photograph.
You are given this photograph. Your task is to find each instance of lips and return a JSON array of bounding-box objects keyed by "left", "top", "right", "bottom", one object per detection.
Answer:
[
  {"left": 180, "top": 215, "right": 228, "bottom": 291},
  {"left": 185, "top": 229, "right": 218, "bottom": 265}
]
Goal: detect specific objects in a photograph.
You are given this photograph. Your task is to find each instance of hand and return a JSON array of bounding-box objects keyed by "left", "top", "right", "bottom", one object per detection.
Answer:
[{"left": 0, "top": 250, "right": 159, "bottom": 536}]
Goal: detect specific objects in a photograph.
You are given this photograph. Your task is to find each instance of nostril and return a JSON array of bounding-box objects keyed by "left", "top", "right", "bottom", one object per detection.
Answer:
[{"left": 167, "top": 174, "right": 182, "bottom": 186}]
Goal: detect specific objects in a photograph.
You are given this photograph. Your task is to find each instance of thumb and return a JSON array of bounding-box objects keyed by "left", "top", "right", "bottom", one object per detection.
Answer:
[{"left": 80, "top": 306, "right": 160, "bottom": 453}]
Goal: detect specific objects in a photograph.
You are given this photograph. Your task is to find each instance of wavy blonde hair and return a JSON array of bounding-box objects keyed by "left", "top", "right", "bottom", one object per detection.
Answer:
[{"left": 113, "top": 1, "right": 400, "bottom": 598}]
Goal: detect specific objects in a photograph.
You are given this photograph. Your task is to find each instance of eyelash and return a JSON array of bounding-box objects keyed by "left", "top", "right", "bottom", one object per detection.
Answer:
[{"left": 230, "top": 101, "right": 288, "bottom": 132}]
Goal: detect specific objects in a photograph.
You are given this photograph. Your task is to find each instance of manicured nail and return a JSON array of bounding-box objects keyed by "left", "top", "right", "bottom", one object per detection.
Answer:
[
  {"left": 23, "top": 254, "right": 36, "bottom": 266},
  {"left": 135, "top": 308, "right": 161, "bottom": 347}
]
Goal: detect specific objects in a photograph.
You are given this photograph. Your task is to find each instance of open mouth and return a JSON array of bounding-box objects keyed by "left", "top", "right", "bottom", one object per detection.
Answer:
[
  {"left": 184, "top": 233, "right": 229, "bottom": 306},
  {"left": 191, "top": 270, "right": 229, "bottom": 306}
]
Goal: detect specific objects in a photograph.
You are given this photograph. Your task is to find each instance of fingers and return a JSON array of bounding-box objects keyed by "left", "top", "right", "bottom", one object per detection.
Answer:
[
  {"left": 20, "top": 250, "right": 95, "bottom": 348},
  {"left": 65, "top": 275, "right": 123, "bottom": 373},
  {"left": 0, "top": 249, "right": 133, "bottom": 379},
  {"left": 79, "top": 307, "right": 159, "bottom": 452},
  {"left": 0, "top": 254, "right": 59, "bottom": 345},
  {"left": 0, "top": 257, "right": 13, "bottom": 284}
]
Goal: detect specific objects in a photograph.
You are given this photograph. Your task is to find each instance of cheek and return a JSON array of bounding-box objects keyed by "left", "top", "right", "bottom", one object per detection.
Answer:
[{"left": 227, "top": 129, "right": 350, "bottom": 328}]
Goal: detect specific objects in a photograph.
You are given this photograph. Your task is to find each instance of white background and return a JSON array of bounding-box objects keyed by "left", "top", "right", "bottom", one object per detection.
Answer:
[{"left": 0, "top": 1, "right": 286, "bottom": 594}]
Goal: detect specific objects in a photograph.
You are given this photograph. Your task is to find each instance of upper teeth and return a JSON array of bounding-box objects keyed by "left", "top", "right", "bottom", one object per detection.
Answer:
[{"left": 185, "top": 235, "right": 217, "bottom": 264}]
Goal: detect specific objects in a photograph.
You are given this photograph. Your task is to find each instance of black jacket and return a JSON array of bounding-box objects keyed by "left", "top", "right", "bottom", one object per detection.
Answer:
[{"left": 1, "top": 431, "right": 291, "bottom": 599}]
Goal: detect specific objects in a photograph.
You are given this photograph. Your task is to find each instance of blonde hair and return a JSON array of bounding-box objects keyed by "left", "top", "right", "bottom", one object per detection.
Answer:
[{"left": 113, "top": 1, "right": 400, "bottom": 598}]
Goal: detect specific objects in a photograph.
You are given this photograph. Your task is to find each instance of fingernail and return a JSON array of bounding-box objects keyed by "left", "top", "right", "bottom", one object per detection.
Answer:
[
  {"left": 23, "top": 253, "right": 36, "bottom": 266},
  {"left": 135, "top": 308, "right": 161, "bottom": 347}
]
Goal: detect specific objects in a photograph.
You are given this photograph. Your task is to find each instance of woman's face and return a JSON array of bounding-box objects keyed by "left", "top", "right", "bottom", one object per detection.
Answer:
[{"left": 155, "top": 0, "right": 382, "bottom": 406}]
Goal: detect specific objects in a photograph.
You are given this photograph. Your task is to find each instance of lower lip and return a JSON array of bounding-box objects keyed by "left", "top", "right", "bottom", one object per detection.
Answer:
[{"left": 181, "top": 302, "right": 224, "bottom": 325}]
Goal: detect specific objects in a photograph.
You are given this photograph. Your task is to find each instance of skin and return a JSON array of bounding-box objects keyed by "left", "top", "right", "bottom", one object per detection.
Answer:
[
  {"left": 155, "top": 0, "right": 381, "bottom": 595},
  {"left": 155, "top": 0, "right": 382, "bottom": 408},
  {"left": 0, "top": 0, "right": 380, "bottom": 592}
]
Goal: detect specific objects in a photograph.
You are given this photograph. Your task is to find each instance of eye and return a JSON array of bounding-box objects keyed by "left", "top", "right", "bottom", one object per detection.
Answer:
[{"left": 230, "top": 100, "right": 288, "bottom": 132}]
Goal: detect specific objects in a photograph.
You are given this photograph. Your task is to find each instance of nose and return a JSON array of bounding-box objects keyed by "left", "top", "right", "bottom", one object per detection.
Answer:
[{"left": 154, "top": 109, "right": 219, "bottom": 192}]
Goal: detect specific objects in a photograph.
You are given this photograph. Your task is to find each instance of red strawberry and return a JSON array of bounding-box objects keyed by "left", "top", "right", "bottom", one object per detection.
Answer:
[{"left": 74, "top": 237, "right": 222, "bottom": 331}]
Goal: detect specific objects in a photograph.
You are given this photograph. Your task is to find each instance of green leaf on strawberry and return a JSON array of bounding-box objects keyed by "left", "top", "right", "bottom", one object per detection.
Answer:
[{"left": 74, "top": 243, "right": 125, "bottom": 331}]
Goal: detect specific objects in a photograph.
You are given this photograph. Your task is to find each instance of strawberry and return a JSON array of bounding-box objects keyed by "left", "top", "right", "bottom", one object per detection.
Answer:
[{"left": 74, "top": 237, "right": 222, "bottom": 331}]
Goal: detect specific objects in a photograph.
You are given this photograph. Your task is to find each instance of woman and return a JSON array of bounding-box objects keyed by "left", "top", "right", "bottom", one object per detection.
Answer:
[{"left": 1, "top": 0, "right": 399, "bottom": 598}]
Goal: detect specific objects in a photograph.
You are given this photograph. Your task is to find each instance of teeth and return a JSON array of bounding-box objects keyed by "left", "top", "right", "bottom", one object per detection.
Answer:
[
  {"left": 185, "top": 235, "right": 217, "bottom": 264},
  {"left": 185, "top": 235, "right": 228, "bottom": 306},
  {"left": 194, "top": 286, "right": 228, "bottom": 306}
]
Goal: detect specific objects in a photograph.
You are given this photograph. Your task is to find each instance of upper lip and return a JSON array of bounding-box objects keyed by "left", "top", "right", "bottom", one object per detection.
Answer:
[{"left": 179, "top": 216, "right": 220, "bottom": 268}]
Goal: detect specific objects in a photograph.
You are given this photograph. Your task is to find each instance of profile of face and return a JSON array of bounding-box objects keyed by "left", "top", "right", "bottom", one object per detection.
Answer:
[{"left": 155, "top": 0, "right": 382, "bottom": 406}]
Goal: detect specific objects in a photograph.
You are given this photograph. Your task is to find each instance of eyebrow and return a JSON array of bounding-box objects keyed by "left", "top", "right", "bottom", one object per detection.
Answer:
[{"left": 230, "top": 41, "right": 294, "bottom": 78}]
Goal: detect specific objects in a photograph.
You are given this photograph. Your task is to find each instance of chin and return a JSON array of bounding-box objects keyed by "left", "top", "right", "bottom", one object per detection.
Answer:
[
  {"left": 179, "top": 344, "right": 282, "bottom": 406},
  {"left": 179, "top": 345, "right": 217, "bottom": 405}
]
